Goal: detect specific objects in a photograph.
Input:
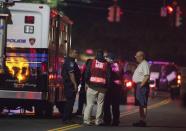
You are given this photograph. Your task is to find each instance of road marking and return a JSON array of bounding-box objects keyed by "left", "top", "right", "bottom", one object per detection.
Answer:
[
  {"left": 121, "top": 99, "right": 170, "bottom": 115},
  {"left": 120, "top": 99, "right": 171, "bottom": 117},
  {"left": 55, "top": 125, "right": 82, "bottom": 131},
  {"left": 48, "top": 124, "right": 81, "bottom": 131},
  {"left": 48, "top": 98, "right": 171, "bottom": 131},
  {"left": 62, "top": 125, "right": 82, "bottom": 131}
]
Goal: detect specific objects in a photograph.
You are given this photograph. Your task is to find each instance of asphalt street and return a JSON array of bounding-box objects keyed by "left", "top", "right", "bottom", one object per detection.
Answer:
[{"left": 0, "top": 92, "right": 186, "bottom": 131}]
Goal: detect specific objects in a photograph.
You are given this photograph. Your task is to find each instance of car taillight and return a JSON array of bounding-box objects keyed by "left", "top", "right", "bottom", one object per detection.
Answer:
[
  {"left": 49, "top": 74, "right": 53, "bottom": 80},
  {"left": 177, "top": 75, "right": 181, "bottom": 80},
  {"left": 25, "top": 16, "right": 35, "bottom": 24},
  {"left": 126, "top": 81, "right": 133, "bottom": 88},
  {"left": 177, "top": 75, "right": 181, "bottom": 85},
  {"left": 49, "top": 74, "right": 58, "bottom": 80},
  {"left": 150, "top": 84, "right": 156, "bottom": 88},
  {"left": 177, "top": 79, "right": 181, "bottom": 84}
]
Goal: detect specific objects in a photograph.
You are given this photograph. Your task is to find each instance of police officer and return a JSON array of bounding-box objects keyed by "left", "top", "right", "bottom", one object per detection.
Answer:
[
  {"left": 62, "top": 49, "right": 81, "bottom": 123},
  {"left": 83, "top": 50, "right": 111, "bottom": 126},
  {"left": 183, "top": 92, "right": 186, "bottom": 107},
  {"left": 104, "top": 53, "right": 123, "bottom": 126},
  {"left": 75, "top": 59, "right": 92, "bottom": 116}
]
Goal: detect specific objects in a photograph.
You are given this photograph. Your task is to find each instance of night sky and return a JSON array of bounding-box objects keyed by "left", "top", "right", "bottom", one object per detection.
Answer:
[
  {"left": 21, "top": 0, "right": 186, "bottom": 66},
  {"left": 62, "top": 0, "right": 186, "bottom": 66}
]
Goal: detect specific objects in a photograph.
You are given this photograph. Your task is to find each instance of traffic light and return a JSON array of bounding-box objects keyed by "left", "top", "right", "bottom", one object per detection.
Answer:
[
  {"left": 107, "top": 5, "right": 123, "bottom": 23},
  {"left": 160, "top": 5, "right": 174, "bottom": 17},
  {"left": 175, "top": 6, "right": 183, "bottom": 27},
  {"left": 116, "top": 6, "right": 123, "bottom": 22},
  {"left": 160, "top": 1, "right": 183, "bottom": 28},
  {"left": 167, "top": 5, "right": 174, "bottom": 14},
  {"left": 107, "top": 6, "right": 114, "bottom": 22}
]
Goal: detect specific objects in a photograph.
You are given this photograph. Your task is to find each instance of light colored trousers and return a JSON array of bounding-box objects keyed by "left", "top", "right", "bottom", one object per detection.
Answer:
[{"left": 84, "top": 87, "right": 105, "bottom": 125}]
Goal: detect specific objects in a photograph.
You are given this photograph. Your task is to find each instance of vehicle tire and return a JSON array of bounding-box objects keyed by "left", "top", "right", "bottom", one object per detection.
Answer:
[
  {"left": 35, "top": 102, "right": 53, "bottom": 118},
  {"left": 0, "top": 107, "right": 3, "bottom": 114},
  {"left": 44, "top": 102, "right": 53, "bottom": 118},
  {"left": 35, "top": 105, "right": 44, "bottom": 118},
  {"left": 183, "top": 93, "right": 186, "bottom": 107},
  {"left": 56, "top": 102, "right": 65, "bottom": 115}
]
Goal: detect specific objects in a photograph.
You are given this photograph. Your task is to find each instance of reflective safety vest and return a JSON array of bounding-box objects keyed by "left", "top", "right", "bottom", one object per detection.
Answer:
[
  {"left": 90, "top": 77, "right": 106, "bottom": 84},
  {"left": 111, "top": 62, "right": 123, "bottom": 85},
  {"left": 89, "top": 60, "right": 107, "bottom": 85}
]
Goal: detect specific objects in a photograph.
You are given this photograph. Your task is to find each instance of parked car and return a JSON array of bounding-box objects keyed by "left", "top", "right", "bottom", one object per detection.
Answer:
[
  {"left": 149, "top": 61, "right": 181, "bottom": 99},
  {"left": 121, "top": 61, "right": 137, "bottom": 105}
]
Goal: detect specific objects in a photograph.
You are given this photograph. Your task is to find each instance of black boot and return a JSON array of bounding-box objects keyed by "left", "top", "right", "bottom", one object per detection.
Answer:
[{"left": 133, "top": 120, "right": 147, "bottom": 127}]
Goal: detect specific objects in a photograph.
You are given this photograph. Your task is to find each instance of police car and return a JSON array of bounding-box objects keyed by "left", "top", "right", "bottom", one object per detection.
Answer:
[
  {"left": 121, "top": 61, "right": 137, "bottom": 104},
  {"left": 149, "top": 61, "right": 181, "bottom": 99},
  {"left": 0, "top": 2, "right": 73, "bottom": 117}
]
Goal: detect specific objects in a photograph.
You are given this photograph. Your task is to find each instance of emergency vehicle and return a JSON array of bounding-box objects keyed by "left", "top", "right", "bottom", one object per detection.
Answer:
[
  {"left": 0, "top": 2, "right": 73, "bottom": 116},
  {"left": 149, "top": 61, "right": 181, "bottom": 99},
  {"left": 121, "top": 61, "right": 137, "bottom": 105},
  {"left": 180, "top": 67, "right": 186, "bottom": 107}
]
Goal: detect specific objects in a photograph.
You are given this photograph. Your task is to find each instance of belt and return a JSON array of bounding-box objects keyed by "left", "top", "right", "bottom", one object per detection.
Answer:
[
  {"left": 134, "top": 82, "right": 149, "bottom": 87},
  {"left": 134, "top": 82, "right": 142, "bottom": 84}
]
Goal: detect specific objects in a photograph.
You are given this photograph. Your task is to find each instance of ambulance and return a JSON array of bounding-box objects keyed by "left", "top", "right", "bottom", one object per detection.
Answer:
[{"left": 0, "top": 2, "right": 73, "bottom": 117}]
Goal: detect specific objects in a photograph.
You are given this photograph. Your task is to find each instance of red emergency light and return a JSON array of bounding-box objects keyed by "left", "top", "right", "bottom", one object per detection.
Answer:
[
  {"left": 86, "top": 49, "right": 94, "bottom": 55},
  {"left": 25, "top": 16, "right": 35, "bottom": 24}
]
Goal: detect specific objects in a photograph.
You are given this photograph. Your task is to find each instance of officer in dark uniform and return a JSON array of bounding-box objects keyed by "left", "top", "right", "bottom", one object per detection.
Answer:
[
  {"left": 62, "top": 49, "right": 81, "bottom": 123},
  {"left": 75, "top": 59, "right": 92, "bottom": 116},
  {"left": 104, "top": 53, "right": 123, "bottom": 126},
  {"left": 183, "top": 92, "right": 186, "bottom": 107}
]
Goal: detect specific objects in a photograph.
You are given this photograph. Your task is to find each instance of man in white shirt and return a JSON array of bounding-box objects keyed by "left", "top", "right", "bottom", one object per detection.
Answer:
[{"left": 132, "top": 51, "right": 150, "bottom": 127}]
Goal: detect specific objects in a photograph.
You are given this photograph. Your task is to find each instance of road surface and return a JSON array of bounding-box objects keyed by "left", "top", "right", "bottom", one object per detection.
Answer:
[{"left": 0, "top": 92, "right": 186, "bottom": 131}]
